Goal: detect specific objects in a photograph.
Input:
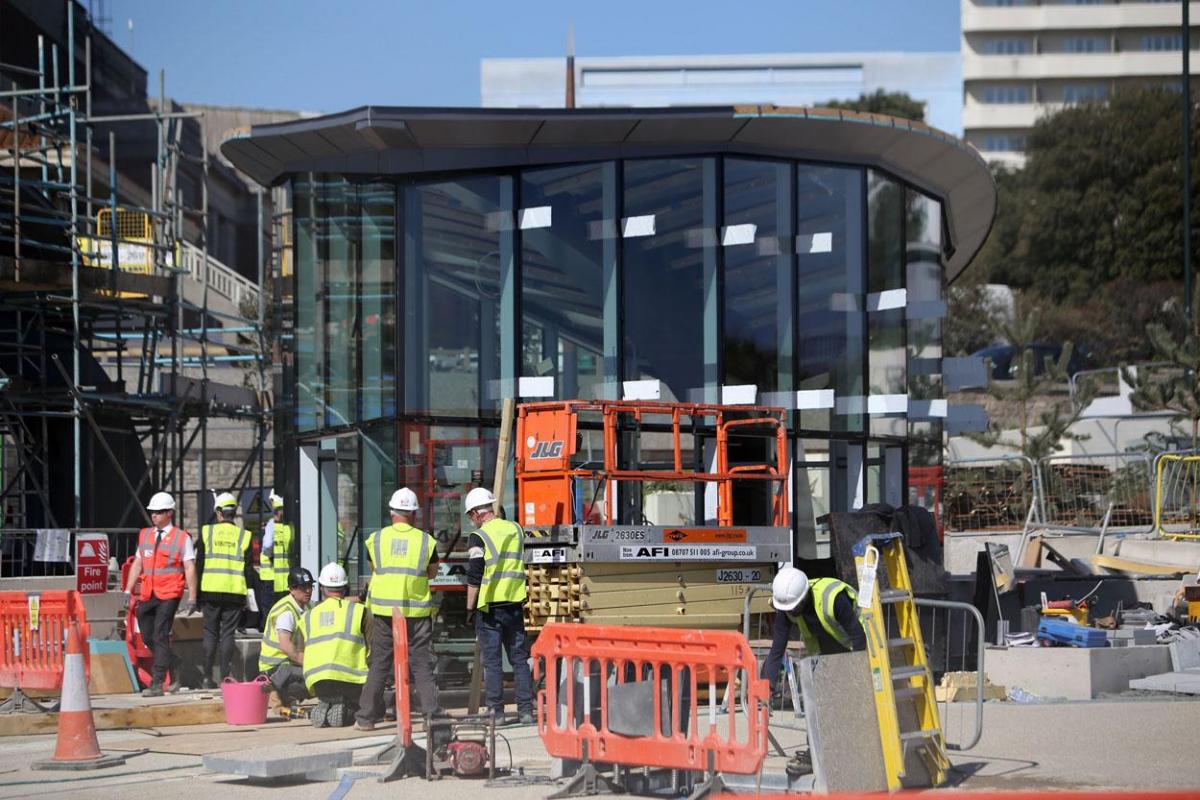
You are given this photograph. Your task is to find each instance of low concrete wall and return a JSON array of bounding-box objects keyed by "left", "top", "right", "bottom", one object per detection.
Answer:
[
  {"left": 985, "top": 645, "right": 1171, "bottom": 700},
  {"left": 944, "top": 531, "right": 1024, "bottom": 575}
]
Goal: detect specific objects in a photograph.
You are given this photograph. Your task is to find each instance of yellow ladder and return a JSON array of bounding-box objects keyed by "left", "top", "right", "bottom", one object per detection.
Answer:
[{"left": 853, "top": 532, "right": 949, "bottom": 790}]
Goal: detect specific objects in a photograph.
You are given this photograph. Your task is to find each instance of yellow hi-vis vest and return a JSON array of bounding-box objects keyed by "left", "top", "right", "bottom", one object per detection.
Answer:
[
  {"left": 787, "top": 577, "right": 859, "bottom": 655},
  {"left": 200, "top": 522, "right": 249, "bottom": 595},
  {"left": 365, "top": 523, "right": 436, "bottom": 618},
  {"left": 299, "top": 596, "right": 368, "bottom": 691},
  {"left": 259, "top": 593, "right": 304, "bottom": 672},
  {"left": 261, "top": 522, "right": 294, "bottom": 593},
  {"left": 476, "top": 517, "right": 527, "bottom": 612}
]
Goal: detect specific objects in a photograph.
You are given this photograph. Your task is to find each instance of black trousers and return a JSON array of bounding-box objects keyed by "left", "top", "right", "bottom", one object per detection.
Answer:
[
  {"left": 135, "top": 595, "right": 179, "bottom": 685},
  {"left": 202, "top": 600, "right": 242, "bottom": 679},
  {"left": 266, "top": 662, "right": 310, "bottom": 704},
  {"left": 313, "top": 679, "right": 361, "bottom": 708},
  {"left": 357, "top": 614, "right": 441, "bottom": 726}
]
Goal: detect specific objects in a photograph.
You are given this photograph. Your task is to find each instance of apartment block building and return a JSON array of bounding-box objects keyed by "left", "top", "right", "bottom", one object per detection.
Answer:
[{"left": 963, "top": 0, "right": 1200, "bottom": 167}]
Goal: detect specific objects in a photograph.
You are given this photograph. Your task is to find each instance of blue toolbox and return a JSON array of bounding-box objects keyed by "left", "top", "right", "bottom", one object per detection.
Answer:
[{"left": 1036, "top": 618, "right": 1109, "bottom": 648}]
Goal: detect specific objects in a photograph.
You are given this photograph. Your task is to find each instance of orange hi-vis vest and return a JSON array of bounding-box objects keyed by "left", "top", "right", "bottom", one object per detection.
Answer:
[{"left": 138, "top": 526, "right": 189, "bottom": 601}]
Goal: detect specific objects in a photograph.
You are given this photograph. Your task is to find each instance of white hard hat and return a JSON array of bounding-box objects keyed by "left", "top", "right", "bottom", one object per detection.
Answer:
[
  {"left": 214, "top": 491, "right": 238, "bottom": 510},
  {"left": 318, "top": 562, "right": 348, "bottom": 588},
  {"left": 389, "top": 488, "right": 419, "bottom": 512},
  {"left": 269, "top": 492, "right": 284, "bottom": 510},
  {"left": 771, "top": 567, "right": 810, "bottom": 612},
  {"left": 147, "top": 491, "right": 175, "bottom": 511},
  {"left": 463, "top": 487, "right": 496, "bottom": 515}
]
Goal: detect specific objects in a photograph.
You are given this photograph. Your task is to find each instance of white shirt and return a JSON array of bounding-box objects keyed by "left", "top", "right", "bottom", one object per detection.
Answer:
[
  {"left": 263, "top": 519, "right": 275, "bottom": 550},
  {"left": 274, "top": 608, "right": 296, "bottom": 635}
]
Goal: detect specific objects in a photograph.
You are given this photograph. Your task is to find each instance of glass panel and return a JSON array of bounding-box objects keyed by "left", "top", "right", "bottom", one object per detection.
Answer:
[
  {"left": 520, "top": 163, "right": 615, "bottom": 400},
  {"left": 796, "top": 165, "right": 864, "bottom": 432},
  {"left": 404, "top": 177, "right": 512, "bottom": 417},
  {"left": 906, "top": 190, "right": 944, "bottom": 526},
  {"left": 795, "top": 438, "right": 833, "bottom": 559},
  {"left": 623, "top": 158, "right": 711, "bottom": 403},
  {"left": 293, "top": 175, "right": 322, "bottom": 431},
  {"left": 323, "top": 177, "right": 359, "bottom": 427},
  {"left": 867, "top": 170, "right": 906, "bottom": 437},
  {"left": 354, "top": 423, "right": 397, "bottom": 588},
  {"left": 360, "top": 182, "right": 397, "bottom": 420},
  {"left": 723, "top": 158, "right": 793, "bottom": 396}
]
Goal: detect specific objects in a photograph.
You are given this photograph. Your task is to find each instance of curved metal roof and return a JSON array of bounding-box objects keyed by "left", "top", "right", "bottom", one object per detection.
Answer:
[{"left": 220, "top": 105, "right": 995, "bottom": 280}]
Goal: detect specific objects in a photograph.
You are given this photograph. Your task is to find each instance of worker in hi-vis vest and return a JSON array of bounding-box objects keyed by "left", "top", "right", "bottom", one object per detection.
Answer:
[
  {"left": 197, "top": 491, "right": 252, "bottom": 688},
  {"left": 260, "top": 492, "right": 294, "bottom": 608},
  {"left": 356, "top": 487, "right": 442, "bottom": 731},
  {"left": 463, "top": 487, "right": 533, "bottom": 727},
  {"left": 761, "top": 566, "right": 867, "bottom": 685},
  {"left": 300, "top": 562, "right": 368, "bottom": 728},
  {"left": 122, "top": 490, "right": 197, "bottom": 697},
  {"left": 259, "top": 567, "right": 315, "bottom": 708}
]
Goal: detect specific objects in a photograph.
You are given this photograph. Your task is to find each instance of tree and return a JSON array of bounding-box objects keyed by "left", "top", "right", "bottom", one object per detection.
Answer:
[
  {"left": 968, "top": 300, "right": 1094, "bottom": 461},
  {"left": 1122, "top": 285, "right": 1200, "bottom": 447},
  {"left": 971, "top": 88, "right": 1199, "bottom": 305},
  {"left": 822, "top": 89, "right": 925, "bottom": 123}
]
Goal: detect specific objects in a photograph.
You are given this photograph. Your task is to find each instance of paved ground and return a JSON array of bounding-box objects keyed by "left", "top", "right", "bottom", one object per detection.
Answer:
[{"left": 1, "top": 697, "right": 1198, "bottom": 798}]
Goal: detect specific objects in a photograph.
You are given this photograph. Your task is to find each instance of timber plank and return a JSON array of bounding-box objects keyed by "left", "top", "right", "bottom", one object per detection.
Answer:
[{"left": 0, "top": 700, "right": 226, "bottom": 736}]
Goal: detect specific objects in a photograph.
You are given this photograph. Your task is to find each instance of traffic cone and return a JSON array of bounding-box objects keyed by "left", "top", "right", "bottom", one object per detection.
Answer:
[{"left": 33, "top": 621, "right": 128, "bottom": 771}]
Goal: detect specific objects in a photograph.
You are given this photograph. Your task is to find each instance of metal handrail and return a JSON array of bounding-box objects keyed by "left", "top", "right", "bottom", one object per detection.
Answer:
[{"left": 914, "top": 597, "right": 985, "bottom": 752}]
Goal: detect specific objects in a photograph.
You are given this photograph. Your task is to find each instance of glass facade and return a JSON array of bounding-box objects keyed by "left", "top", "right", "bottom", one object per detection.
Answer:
[{"left": 280, "top": 157, "right": 949, "bottom": 565}]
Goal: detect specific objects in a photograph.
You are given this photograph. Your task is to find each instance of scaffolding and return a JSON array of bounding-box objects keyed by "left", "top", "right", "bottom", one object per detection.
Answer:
[{"left": 0, "top": 2, "right": 271, "bottom": 548}]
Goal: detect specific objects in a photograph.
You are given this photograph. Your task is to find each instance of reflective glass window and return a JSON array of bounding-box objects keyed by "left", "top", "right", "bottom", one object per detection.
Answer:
[
  {"left": 520, "top": 163, "right": 616, "bottom": 400},
  {"left": 623, "top": 158, "right": 714, "bottom": 403},
  {"left": 403, "top": 177, "right": 513, "bottom": 417},
  {"left": 796, "top": 165, "right": 864, "bottom": 432},
  {"left": 293, "top": 175, "right": 322, "bottom": 432},
  {"left": 867, "top": 170, "right": 906, "bottom": 437},
  {"left": 360, "top": 183, "right": 397, "bottom": 420},
  {"left": 323, "top": 177, "right": 358, "bottom": 427},
  {"left": 906, "top": 191, "right": 945, "bottom": 511},
  {"left": 723, "top": 158, "right": 793, "bottom": 397}
]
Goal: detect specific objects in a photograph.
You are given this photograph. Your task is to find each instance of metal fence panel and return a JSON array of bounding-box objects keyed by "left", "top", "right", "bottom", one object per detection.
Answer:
[
  {"left": 1038, "top": 452, "right": 1154, "bottom": 532},
  {"left": 945, "top": 456, "right": 1040, "bottom": 532},
  {"left": 0, "top": 529, "right": 140, "bottom": 579},
  {"left": 1153, "top": 451, "right": 1200, "bottom": 539}
]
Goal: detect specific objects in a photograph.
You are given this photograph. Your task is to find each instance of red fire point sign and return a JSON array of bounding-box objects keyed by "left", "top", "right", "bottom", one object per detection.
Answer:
[{"left": 75, "top": 533, "right": 110, "bottom": 595}]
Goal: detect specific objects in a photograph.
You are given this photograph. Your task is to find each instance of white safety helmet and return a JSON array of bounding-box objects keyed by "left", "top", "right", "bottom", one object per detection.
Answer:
[
  {"left": 147, "top": 491, "right": 175, "bottom": 512},
  {"left": 269, "top": 492, "right": 284, "bottom": 510},
  {"left": 214, "top": 491, "right": 238, "bottom": 510},
  {"left": 318, "top": 562, "right": 348, "bottom": 588},
  {"left": 771, "top": 566, "right": 810, "bottom": 612},
  {"left": 389, "top": 487, "right": 419, "bottom": 512},
  {"left": 463, "top": 487, "right": 496, "bottom": 515}
]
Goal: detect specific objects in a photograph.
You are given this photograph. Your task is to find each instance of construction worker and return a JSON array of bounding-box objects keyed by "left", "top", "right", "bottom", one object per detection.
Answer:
[
  {"left": 356, "top": 487, "right": 442, "bottom": 731},
  {"left": 259, "top": 567, "right": 315, "bottom": 708},
  {"left": 260, "top": 493, "right": 294, "bottom": 608},
  {"left": 197, "top": 491, "right": 253, "bottom": 688},
  {"left": 121, "top": 491, "right": 197, "bottom": 697},
  {"left": 463, "top": 487, "right": 533, "bottom": 726},
  {"left": 301, "top": 562, "right": 369, "bottom": 728},
  {"left": 761, "top": 566, "right": 867, "bottom": 685}
]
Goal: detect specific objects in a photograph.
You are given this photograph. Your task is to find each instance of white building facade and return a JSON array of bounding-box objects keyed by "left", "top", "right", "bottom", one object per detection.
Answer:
[
  {"left": 481, "top": 52, "right": 963, "bottom": 135},
  {"left": 963, "top": 0, "right": 1200, "bottom": 167}
]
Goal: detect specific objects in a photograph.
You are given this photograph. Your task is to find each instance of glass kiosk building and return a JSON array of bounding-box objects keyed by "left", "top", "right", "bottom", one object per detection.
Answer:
[{"left": 221, "top": 106, "right": 996, "bottom": 579}]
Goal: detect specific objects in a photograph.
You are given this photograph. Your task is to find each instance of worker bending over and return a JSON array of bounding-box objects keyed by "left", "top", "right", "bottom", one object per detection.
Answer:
[
  {"left": 259, "top": 567, "right": 315, "bottom": 708},
  {"left": 464, "top": 488, "right": 534, "bottom": 726},
  {"left": 122, "top": 491, "right": 197, "bottom": 697},
  {"left": 197, "top": 492, "right": 253, "bottom": 687},
  {"left": 356, "top": 487, "right": 442, "bottom": 730},
  {"left": 301, "top": 563, "right": 369, "bottom": 727},
  {"left": 761, "top": 566, "right": 867, "bottom": 684}
]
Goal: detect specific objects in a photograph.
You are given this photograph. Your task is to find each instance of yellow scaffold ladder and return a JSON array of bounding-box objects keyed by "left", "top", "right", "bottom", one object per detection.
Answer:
[{"left": 853, "top": 531, "right": 949, "bottom": 790}]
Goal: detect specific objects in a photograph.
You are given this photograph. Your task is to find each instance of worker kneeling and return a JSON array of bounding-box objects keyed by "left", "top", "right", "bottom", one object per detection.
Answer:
[
  {"left": 761, "top": 566, "right": 867, "bottom": 684},
  {"left": 300, "top": 563, "right": 369, "bottom": 728},
  {"left": 258, "top": 567, "right": 315, "bottom": 708}
]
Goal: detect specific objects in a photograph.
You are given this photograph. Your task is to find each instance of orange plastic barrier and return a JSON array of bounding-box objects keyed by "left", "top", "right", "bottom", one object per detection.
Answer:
[
  {"left": 0, "top": 590, "right": 90, "bottom": 690},
  {"left": 391, "top": 613, "right": 412, "bottom": 747},
  {"left": 532, "top": 623, "right": 769, "bottom": 775}
]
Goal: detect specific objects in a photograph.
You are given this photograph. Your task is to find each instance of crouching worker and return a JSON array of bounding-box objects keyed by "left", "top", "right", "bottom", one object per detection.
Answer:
[
  {"left": 300, "top": 563, "right": 369, "bottom": 728},
  {"left": 258, "top": 567, "right": 315, "bottom": 708}
]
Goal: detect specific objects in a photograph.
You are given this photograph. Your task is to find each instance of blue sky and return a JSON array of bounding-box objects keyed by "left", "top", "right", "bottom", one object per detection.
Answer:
[{"left": 106, "top": 1, "right": 961, "bottom": 114}]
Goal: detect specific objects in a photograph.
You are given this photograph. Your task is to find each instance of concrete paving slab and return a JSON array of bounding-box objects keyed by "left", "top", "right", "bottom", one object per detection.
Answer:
[
  {"left": 1129, "top": 668, "right": 1200, "bottom": 694},
  {"left": 1170, "top": 636, "right": 1200, "bottom": 671},
  {"left": 203, "top": 744, "right": 351, "bottom": 780}
]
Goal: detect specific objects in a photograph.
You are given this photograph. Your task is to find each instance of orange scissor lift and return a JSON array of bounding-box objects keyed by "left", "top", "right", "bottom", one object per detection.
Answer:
[{"left": 515, "top": 399, "right": 793, "bottom": 632}]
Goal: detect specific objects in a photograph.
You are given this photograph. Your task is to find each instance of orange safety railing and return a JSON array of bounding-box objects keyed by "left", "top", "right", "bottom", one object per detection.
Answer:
[
  {"left": 517, "top": 400, "right": 789, "bottom": 528},
  {"left": 0, "top": 590, "right": 90, "bottom": 691},
  {"left": 391, "top": 612, "right": 413, "bottom": 748},
  {"left": 532, "top": 622, "right": 769, "bottom": 776}
]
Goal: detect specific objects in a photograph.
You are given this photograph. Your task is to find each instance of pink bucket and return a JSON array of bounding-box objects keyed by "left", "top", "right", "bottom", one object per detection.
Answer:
[{"left": 220, "top": 675, "right": 270, "bottom": 726}]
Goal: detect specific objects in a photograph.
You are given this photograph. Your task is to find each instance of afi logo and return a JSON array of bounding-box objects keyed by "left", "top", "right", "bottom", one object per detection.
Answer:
[{"left": 530, "top": 440, "right": 564, "bottom": 460}]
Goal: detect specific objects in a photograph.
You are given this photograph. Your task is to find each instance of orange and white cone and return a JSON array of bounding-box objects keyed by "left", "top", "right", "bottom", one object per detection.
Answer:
[{"left": 33, "top": 621, "right": 128, "bottom": 771}]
